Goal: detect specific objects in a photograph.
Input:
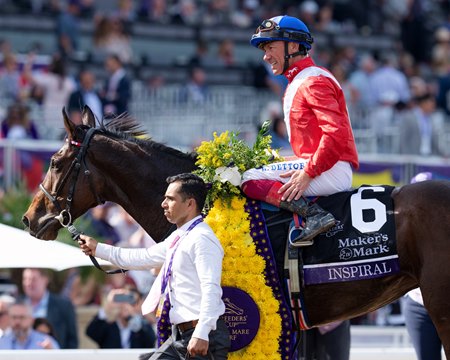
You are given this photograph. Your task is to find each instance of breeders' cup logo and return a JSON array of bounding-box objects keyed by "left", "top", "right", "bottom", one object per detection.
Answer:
[
  {"left": 224, "top": 298, "right": 244, "bottom": 316},
  {"left": 325, "top": 221, "right": 344, "bottom": 237},
  {"left": 339, "top": 248, "right": 353, "bottom": 260},
  {"left": 222, "top": 286, "right": 260, "bottom": 352}
]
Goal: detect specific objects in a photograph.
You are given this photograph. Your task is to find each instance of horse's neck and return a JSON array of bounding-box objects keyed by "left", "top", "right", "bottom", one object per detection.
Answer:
[{"left": 91, "top": 137, "right": 196, "bottom": 241}]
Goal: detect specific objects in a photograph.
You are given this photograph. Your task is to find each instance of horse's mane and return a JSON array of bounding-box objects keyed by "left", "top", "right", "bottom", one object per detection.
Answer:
[{"left": 97, "top": 114, "right": 198, "bottom": 161}]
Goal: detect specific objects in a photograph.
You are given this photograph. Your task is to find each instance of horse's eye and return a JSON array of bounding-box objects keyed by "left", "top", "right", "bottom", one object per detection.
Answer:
[{"left": 50, "top": 158, "right": 58, "bottom": 169}]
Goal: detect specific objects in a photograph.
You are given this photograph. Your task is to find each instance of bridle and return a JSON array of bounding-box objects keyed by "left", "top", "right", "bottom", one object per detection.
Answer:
[
  {"left": 39, "top": 127, "right": 124, "bottom": 274},
  {"left": 39, "top": 127, "right": 102, "bottom": 230}
]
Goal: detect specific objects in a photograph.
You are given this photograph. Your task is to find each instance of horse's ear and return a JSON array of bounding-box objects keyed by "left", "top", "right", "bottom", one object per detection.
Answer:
[
  {"left": 81, "top": 106, "right": 96, "bottom": 128},
  {"left": 62, "top": 107, "right": 76, "bottom": 138}
]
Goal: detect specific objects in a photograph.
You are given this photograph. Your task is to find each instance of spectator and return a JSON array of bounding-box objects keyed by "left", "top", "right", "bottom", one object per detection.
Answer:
[
  {"left": 0, "top": 39, "right": 12, "bottom": 58},
  {"left": 202, "top": 0, "right": 232, "bottom": 26},
  {"left": 170, "top": 0, "right": 200, "bottom": 26},
  {"left": 60, "top": 268, "right": 102, "bottom": 307},
  {"left": 0, "top": 103, "right": 42, "bottom": 191},
  {"left": 369, "top": 91, "right": 399, "bottom": 153},
  {"left": 398, "top": 92, "right": 446, "bottom": 156},
  {"left": 145, "top": 74, "right": 166, "bottom": 94},
  {"left": 217, "top": 39, "right": 236, "bottom": 67},
  {"left": 431, "top": 26, "right": 450, "bottom": 76},
  {"left": 298, "top": 0, "right": 319, "bottom": 30},
  {"left": 315, "top": 3, "right": 338, "bottom": 33},
  {"left": 55, "top": 0, "right": 81, "bottom": 58},
  {"left": 138, "top": 0, "right": 170, "bottom": 24},
  {"left": 0, "top": 302, "right": 59, "bottom": 349},
  {"left": 67, "top": 69, "right": 103, "bottom": 125},
  {"left": 409, "top": 76, "right": 429, "bottom": 99},
  {"left": 27, "top": 54, "right": 77, "bottom": 129},
  {"left": 93, "top": 16, "right": 133, "bottom": 64},
  {"left": 436, "top": 68, "right": 450, "bottom": 116},
  {"left": 330, "top": 62, "right": 359, "bottom": 110},
  {"left": 102, "top": 272, "right": 139, "bottom": 299},
  {"left": 21, "top": 268, "right": 78, "bottom": 349},
  {"left": 268, "top": 115, "right": 291, "bottom": 154},
  {"left": 1, "top": 103, "right": 38, "bottom": 140},
  {"left": 400, "top": 0, "right": 431, "bottom": 64},
  {"left": 126, "top": 227, "right": 158, "bottom": 297},
  {"left": 113, "top": 0, "right": 136, "bottom": 35},
  {"left": 86, "top": 288, "right": 156, "bottom": 348},
  {"left": 259, "top": 100, "right": 291, "bottom": 153},
  {"left": 32, "top": 317, "right": 59, "bottom": 344},
  {"left": 101, "top": 54, "right": 132, "bottom": 117},
  {"left": 348, "top": 54, "right": 378, "bottom": 109},
  {"left": 180, "top": 67, "right": 209, "bottom": 104},
  {"left": 251, "top": 60, "right": 288, "bottom": 98},
  {"left": 0, "top": 53, "right": 22, "bottom": 104},
  {"left": 87, "top": 203, "right": 121, "bottom": 246},
  {"left": 0, "top": 294, "right": 15, "bottom": 338},
  {"left": 188, "top": 38, "right": 213, "bottom": 67},
  {"left": 371, "top": 53, "right": 411, "bottom": 106},
  {"left": 107, "top": 205, "right": 140, "bottom": 247},
  {"left": 230, "top": 0, "right": 260, "bottom": 29}
]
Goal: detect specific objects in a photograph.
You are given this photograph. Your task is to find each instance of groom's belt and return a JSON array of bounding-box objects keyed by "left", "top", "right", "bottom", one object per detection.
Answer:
[{"left": 177, "top": 319, "right": 199, "bottom": 333}]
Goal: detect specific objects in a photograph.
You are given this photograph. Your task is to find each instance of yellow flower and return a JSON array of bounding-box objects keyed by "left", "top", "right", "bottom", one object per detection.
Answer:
[
  {"left": 193, "top": 123, "right": 283, "bottom": 208},
  {"left": 205, "top": 196, "right": 282, "bottom": 359}
]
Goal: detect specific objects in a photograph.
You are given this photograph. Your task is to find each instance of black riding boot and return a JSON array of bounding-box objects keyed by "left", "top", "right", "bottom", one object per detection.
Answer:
[{"left": 280, "top": 197, "right": 336, "bottom": 244}]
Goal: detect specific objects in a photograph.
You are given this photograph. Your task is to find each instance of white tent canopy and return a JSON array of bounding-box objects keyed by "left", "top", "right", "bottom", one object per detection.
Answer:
[{"left": 0, "top": 223, "right": 113, "bottom": 271}]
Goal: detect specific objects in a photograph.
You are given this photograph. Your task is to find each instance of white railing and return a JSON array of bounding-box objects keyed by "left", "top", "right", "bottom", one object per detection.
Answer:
[{"left": 3, "top": 84, "right": 449, "bottom": 155}]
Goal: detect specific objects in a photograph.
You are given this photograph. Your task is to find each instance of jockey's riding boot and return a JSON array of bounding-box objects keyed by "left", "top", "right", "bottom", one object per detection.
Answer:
[{"left": 280, "top": 197, "right": 336, "bottom": 243}]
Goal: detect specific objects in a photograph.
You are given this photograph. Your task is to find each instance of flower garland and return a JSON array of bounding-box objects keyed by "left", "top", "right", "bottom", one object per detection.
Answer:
[
  {"left": 205, "top": 196, "right": 282, "bottom": 360},
  {"left": 191, "top": 124, "right": 290, "bottom": 359},
  {"left": 194, "top": 121, "right": 282, "bottom": 208}
]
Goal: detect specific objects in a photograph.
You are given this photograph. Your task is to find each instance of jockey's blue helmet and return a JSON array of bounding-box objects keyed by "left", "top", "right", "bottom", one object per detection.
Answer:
[{"left": 250, "top": 15, "right": 314, "bottom": 51}]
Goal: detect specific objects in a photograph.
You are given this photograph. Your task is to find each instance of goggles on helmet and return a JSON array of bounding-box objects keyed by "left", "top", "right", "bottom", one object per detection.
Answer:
[
  {"left": 252, "top": 19, "right": 314, "bottom": 48},
  {"left": 254, "top": 19, "right": 280, "bottom": 34}
]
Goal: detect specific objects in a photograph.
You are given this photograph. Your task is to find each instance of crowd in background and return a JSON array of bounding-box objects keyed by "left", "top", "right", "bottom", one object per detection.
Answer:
[{"left": 0, "top": 0, "right": 448, "bottom": 153}]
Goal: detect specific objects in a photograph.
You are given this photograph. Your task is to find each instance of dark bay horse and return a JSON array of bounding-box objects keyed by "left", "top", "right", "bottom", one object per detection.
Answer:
[{"left": 23, "top": 107, "right": 450, "bottom": 356}]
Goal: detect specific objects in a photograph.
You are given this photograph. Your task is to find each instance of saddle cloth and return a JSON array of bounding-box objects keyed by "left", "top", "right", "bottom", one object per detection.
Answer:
[{"left": 293, "top": 185, "right": 400, "bottom": 285}]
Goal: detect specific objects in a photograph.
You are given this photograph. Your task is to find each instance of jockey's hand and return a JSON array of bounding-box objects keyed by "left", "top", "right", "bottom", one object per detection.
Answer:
[
  {"left": 78, "top": 234, "right": 98, "bottom": 257},
  {"left": 279, "top": 170, "right": 312, "bottom": 201},
  {"left": 187, "top": 337, "right": 209, "bottom": 357}
]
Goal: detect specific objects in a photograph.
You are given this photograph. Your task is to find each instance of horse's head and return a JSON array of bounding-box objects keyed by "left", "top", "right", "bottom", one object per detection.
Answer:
[{"left": 23, "top": 106, "right": 103, "bottom": 240}]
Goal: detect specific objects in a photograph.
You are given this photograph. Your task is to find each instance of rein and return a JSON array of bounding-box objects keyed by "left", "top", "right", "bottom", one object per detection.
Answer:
[{"left": 39, "top": 128, "right": 124, "bottom": 275}]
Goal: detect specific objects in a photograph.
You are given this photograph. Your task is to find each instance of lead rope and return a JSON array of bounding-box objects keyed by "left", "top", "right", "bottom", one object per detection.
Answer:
[{"left": 69, "top": 221, "right": 127, "bottom": 275}]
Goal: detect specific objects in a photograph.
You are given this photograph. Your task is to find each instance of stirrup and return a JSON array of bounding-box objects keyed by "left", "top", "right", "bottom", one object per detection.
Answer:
[{"left": 288, "top": 226, "right": 314, "bottom": 247}]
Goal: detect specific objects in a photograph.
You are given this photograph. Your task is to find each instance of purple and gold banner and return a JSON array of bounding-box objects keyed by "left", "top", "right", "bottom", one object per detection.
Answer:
[{"left": 353, "top": 162, "right": 403, "bottom": 187}]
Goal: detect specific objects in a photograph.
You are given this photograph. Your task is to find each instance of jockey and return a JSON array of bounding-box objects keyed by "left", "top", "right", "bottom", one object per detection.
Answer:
[{"left": 241, "top": 15, "right": 359, "bottom": 244}]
